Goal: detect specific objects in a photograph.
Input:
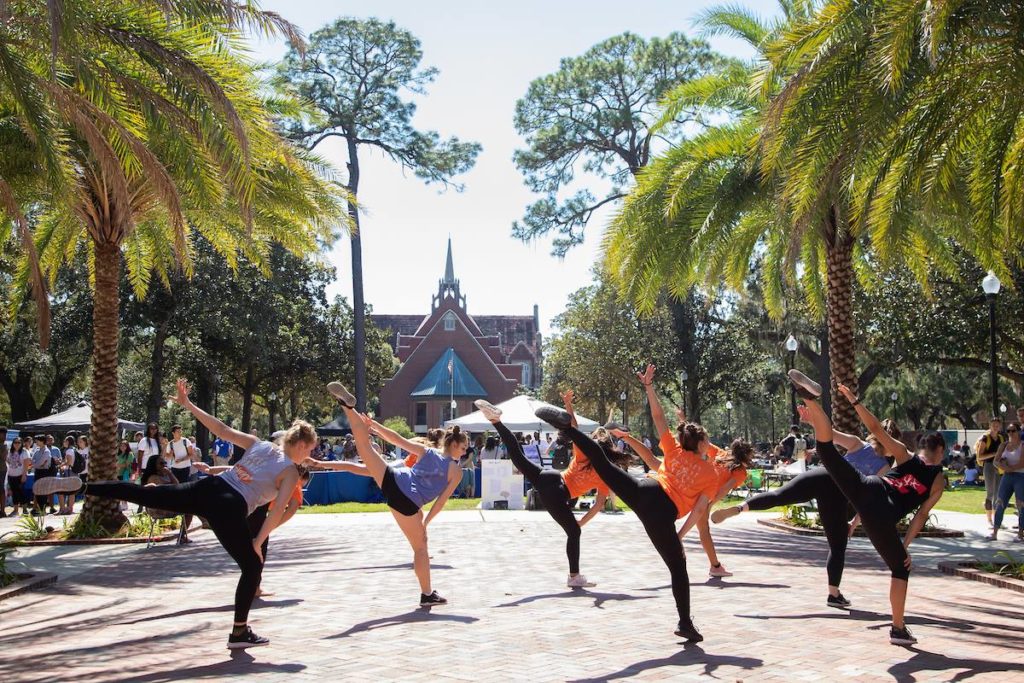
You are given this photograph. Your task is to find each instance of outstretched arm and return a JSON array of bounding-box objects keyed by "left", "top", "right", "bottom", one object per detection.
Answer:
[
  {"left": 368, "top": 419, "right": 426, "bottom": 457},
  {"left": 796, "top": 404, "right": 864, "bottom": 452},
  {"left": 561, "top": 389, "right": 579, "bottom": 428},
  {"left": 637, "top": 364, "right": 671, "bottom": 438},
  {"left": 305, "top": 459, "right": 373, "bottom": 476},
  {"left": 837, "top": 384, "right": 911, "bottom": 464},
  {"left": 613, "top": 429, "right": 661, "bottom": 470},
  {"left": 170, "top": 379, "right": 257, "bottom": 451}
]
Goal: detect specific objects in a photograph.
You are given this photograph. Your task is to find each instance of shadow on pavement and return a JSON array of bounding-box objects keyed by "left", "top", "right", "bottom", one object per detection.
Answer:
[
  {"left": 494, "top": 590, "right": 657, "bottom": 609},
  {"left": 888, "top": 648, "right": 1024, "bottom": 682},
  {"left": 568, "top": 646, "right": 763, "bottom": 682},
  {"left": 326, "top": 608, "right": 479, "bottom": 639},
  {"left": 112, "top": 598, "right": 303, "bottom": 626}
]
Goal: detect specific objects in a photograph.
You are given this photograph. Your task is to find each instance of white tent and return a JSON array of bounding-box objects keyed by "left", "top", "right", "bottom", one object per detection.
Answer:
[
  {"left": 443, "top": 395, "right": 601, "bottom": 432},
  {"left": 13, "top": 401, "right": 145, "bottom": 433}
]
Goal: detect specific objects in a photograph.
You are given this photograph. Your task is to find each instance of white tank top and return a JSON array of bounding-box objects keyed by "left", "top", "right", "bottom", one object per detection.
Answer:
[
  {"left": 1002, "top": 443, "right": 1023, "bottom": 468},
  {"left": 220, "top": 441, "right": 294, "bottom": 514}
]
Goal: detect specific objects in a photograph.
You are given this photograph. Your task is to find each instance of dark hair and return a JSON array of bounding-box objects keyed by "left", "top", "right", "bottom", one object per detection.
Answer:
[
  {"left": 790, "top": 425, "right": 799, "bottom": 432},
  {"left": 117, "top": 440, "right": 131, "bottom": 453},
  {"left": 990, "top": 417, "right": 1003, "bottom": 425},
  {"left": 0, "top": 426, "right": 6, "bottom": 434},
  {"left": 443, "top": 425, "right": 469, "bottom": 449},
  {"left": 919, "top": 432, "right": 946, "bottom": 454},
  {"left": 425, "top": 428, "right": 444, "bottom": 448},
  {"left": 485, "top": 436, "right": 497, "bottom": 450},
  {"left": 34, "top": 434, "right": 46, "bottom": 443},
  {"left": 146, "top": 422, "right": 159, "bottom": 436},
  {"left": 583, "top": 430, "right": 632, "bottom": 470},
  {"left": 63, "top": 436, "right": 75, "bottom": 448},
  {"left": 678, "top": 423, "right": 708, "bottom": 452},
  {"left": 296, "top": 464, "right": 311, "bottom": 481},
  {"left": 171, "top": 424, "right": 182, "bottom": 432},
  {"left": 717, "top": 439, "right": 754, "bottom": 471},
  {"left": 142, "top": 456, "right": 166, "bottom": 482}
]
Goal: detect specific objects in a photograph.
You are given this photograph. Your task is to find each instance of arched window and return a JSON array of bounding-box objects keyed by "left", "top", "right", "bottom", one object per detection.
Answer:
[{"left": 443, "top": 311, "right": 456, "bottom": 331}]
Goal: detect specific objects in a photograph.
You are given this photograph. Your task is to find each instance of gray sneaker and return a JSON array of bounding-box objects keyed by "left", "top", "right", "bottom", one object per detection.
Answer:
[
  {"left": 327, "top": 381, "right": 356, "bottom": 408},
  {"left": 474, "top": 399, "right": 502, "bottom": 422},
  {"left": 787, "top": 369, "right": 822, "bottom": 400}
]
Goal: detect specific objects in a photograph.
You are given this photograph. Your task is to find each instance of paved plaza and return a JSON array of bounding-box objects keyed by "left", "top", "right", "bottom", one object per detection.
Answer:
[{"left": 0, "top": 509, "right": 1019, "bottom": 682}]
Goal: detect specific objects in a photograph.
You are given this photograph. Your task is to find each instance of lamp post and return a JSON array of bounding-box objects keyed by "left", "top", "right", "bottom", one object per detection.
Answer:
[
  {"left": 725, "top": 400, "right": 733, "bottom": 438},
  {"left": 450, "top": 398, "right": 457, "bottom": 421},
  {"left": 769, "top": 392, "right": 776, "bottom": 443},
  {"left": 620, "top": 391, "right": 627, "bottom": 428},
  {"left": 982, "top": 271, "right": 1001, "bottom": 419},
  {"left": 785, "top": 335, "right": 799, "bottom": 423},
  {"left": 679, "top": 370, "right": 689, "bottom": 417},
  {"left": 890, "top": 391, "right": 897, "bottom": 418}
]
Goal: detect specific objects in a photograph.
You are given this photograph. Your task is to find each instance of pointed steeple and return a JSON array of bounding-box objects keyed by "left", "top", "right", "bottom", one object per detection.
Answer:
[
  {"left": 433, "top": 237, "right": 466, "bottom": 312},
  {"left": 442, "top": 237, "right": 455, "bottom": 284}
]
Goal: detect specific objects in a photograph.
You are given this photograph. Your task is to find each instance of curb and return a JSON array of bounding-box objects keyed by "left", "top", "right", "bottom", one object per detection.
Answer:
[
  {"left": 14, "top": 530, "right": 181, "bottom": 547},
  {"left": 0, "top": 572, "right": 58, "bottom": 602},
  {"left": 938, "top": 561, "right": 1024, "bottom": 594},
  {"left": 757, "top": 518, "right": 964, "bottom": 538}
]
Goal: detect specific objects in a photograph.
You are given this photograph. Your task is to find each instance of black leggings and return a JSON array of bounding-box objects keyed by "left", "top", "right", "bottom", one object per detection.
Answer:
[
  {"left": 745, "top": 468, "right": 854, "bottom": 587},
  {"left": 817, "top": 441, "right": 909, "bottom": 580},
  {"left": 495, "top": 422, "right": 581, "bottom": 574},
  {"left": 563, "top": 427, "right": 691, "bottom": 624},
  {"left": 248, "top": 503, "right": 271, "bottom": 563},
  {"left": 88, "top": 476, "right": 262, "bottom": 622}
]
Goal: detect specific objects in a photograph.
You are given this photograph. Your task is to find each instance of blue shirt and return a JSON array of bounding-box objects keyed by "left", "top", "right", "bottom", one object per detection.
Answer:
[
  {"left": 845, "top": 443, "right": 888, "bottom": 476},
  {"left": 392, "top": 448, "right": 454, "bottom": 508},
  {"left": 213, "top": 438, "right": 232, "bottom": 458}
]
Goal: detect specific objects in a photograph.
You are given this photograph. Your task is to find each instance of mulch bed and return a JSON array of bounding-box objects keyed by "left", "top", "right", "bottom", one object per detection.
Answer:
[
  {"left": 758, "top": 517, "right": 964, "bottom": 538},
  {"left": 15, "top": 529, "right": 182, "bottom": 546},
  {"left": 0, "top": 572, "right": 58, "bottom": 602},
  {"left": 939, "top": 561, "right": 1024, "bottom": 594}
]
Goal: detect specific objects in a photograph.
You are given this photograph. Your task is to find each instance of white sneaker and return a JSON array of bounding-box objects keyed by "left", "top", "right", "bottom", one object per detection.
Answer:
[
  {"left": 326, "top": 381, "right": 355, "bottom": 408},
  {"left": 474, "top": 399, "right": 502, "bottom": 422},
  {"left": 567, "top": 574, "right": 596, "bottom": 588},
  {"left": 708, "top": 563, "right": 733, "bottom": 577}
]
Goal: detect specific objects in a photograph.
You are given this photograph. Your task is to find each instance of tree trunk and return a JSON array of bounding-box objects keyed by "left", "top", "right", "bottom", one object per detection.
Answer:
[
  {"left": 145, "top": 321, "right": 169, "bottom": 424},
  {"left": 241, "top": 363, "right": 255, "bottom": 434},
  {"left": 824, "top": 207, "right": 858, "bottom": 434},
  {"left": 816, "top": 325, "right": 832, "bottom": 419},
  {"left": 193, "top": 375, "right": 213, "bottom": 455},
  {"left": 347, "top": 138, "right": 367, "bottom": 411},
  {"left": 81, "top": 240, "right": 127, "bottom": 531},
  {"left": 268, "top": 398, "right": 277, "bottom": 435}
]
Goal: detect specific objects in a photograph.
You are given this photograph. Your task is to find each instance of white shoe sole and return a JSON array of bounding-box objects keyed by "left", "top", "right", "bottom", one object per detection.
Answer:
[
  {"left": 227, "top": 640, "right": 269, "bottom": 649},
  {"left": 708, "top": 571, "right": 733, "bottom": 578},
  {"left": 474, "top": 399, "right": 502, "bottom": 421},
  {"left": 326, "top": 381, "right": 355, "bottom": 407},
  {"left": 33, "top": 476, "right": 82, "bottom": 496},
  {"left": 787, "top": 369, "right": 822, "bottom": 399}
]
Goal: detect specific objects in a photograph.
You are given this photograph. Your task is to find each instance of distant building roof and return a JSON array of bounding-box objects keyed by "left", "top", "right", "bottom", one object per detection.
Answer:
[{"left": 410, "top": 348, "right": 487, "bottom": 398}]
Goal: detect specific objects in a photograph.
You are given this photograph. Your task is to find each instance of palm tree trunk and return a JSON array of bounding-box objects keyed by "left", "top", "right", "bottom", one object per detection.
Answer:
[
  {"left": 824, "top": 207, "right": 858, "bottom": 434},
  {"left": 347, "top": 137, "right": 367, "bottom": 412},
  {"left": 82, "top": 240, "right": 127, "bottom": 530}
]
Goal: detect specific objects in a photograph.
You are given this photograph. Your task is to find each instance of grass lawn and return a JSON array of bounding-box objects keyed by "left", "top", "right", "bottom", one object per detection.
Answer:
[
  {"left": 299, "top": 498, "right": 485, "bottom": 514},
  {"left": 714, "top": 483, "right": 989, "bottom": 515}
]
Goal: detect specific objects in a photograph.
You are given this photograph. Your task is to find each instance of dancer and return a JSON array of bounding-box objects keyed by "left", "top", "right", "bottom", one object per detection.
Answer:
[
  {"left": 788, "top": 371, "right": 944, "bottom": 645},
  {"left": 320, "top": 381, "right": 463, "bottom": 607},
  {"left": 712, "top": 407, "right": 896, "bottom": 606},
  {"left": 533, "top": 365, "right": 718, "bottom": 642},
  {"left": 81, "top": 378, "right": 311, "bottom": 649},
  {"left": 623, "top": 428, "right": 753, "bottom": 578},
  {"left": 475, "top": 389, "right": 629, "bottom": 587},
  {"left": 990, "top": 422, "right": 1024, "bottom": 542}
]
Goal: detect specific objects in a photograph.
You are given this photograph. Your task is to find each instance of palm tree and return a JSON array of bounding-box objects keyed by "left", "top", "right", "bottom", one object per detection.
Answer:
[{"left": 0, "top": 3, "right": 346, "bottom": 528}]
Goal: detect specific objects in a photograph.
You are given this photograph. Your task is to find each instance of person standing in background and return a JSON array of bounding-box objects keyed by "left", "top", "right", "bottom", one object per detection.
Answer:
[
  {"left": 976, "top": 418, "right": 1005, "bottom": 526},
  {"left": 0, "top": 427, "right": 7, "bottom": 518},
  {"left": 30, "top": 435, "right": 55, "bottom": 515},
  {"left": 138, "top": 423, "right": 162, "bottom": 472}
]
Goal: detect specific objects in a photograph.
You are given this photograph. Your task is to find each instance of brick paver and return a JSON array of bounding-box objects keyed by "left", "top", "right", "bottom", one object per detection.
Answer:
[{"left": 0, "top": 509, "right": 1019, "bottom": 682}]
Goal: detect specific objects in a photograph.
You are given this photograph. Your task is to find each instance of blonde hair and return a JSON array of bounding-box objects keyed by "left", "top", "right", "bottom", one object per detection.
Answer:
[{"left": 282, "top": 420, "right": 317, "bottom": 447}]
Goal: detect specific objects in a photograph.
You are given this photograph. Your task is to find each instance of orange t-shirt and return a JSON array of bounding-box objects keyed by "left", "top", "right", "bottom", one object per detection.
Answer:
[
  {"left": 269, "top": 482, "right": 303, "bottom": 511},
  {"left": 651, "top": 431, "right": 719, "bottom": 518},
  {"left": 562, "top": 445, "right": 612, "bottom": 498},
  {"left": 713, "top": 461, "right": 747, "bottom": 494}
]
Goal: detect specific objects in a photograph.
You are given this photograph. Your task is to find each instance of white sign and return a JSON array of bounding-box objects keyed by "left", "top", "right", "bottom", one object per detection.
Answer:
[{"left": 481, "top": 460, "right": 524, "bottom": 510}]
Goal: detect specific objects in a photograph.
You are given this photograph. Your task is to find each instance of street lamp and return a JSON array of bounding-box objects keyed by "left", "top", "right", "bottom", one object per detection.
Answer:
[
  {"left": 890, "top": 391, "right": 898, "bottom": 417},
  {"left": 620, "top": 391, "right": 627, "bottom": 428},
  {"left": 679, "top": 370, "right": 689, "bottom": 416},
  {"left": 785, "top": 335, "right": 799, "bottom": 423},
  {"left": 982, "top": 271, "right": 1001, "bottom": 419},
  {"left": 450, "top": 398, "right": 457, "bottom": 420},
  {"left": 725, "top": 400, "right": 733, "bottom": 437}
]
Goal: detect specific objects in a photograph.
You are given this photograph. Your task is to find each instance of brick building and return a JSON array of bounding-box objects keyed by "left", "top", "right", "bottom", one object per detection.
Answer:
[{"left": 372, "top": 240, "right": 543, "bottom": 432}]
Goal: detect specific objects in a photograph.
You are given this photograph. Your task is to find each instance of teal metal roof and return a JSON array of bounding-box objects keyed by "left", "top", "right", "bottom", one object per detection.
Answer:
[{"left": 410, "top": 348, "right": 487, "bottom": 398}]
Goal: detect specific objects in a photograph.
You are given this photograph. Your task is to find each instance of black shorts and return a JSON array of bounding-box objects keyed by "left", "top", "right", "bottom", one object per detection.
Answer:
[{"left": 381, "top": 467, "right": 419, "bottom": 517}]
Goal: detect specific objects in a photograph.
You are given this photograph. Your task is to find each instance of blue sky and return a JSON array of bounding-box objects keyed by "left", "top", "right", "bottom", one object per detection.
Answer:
[{"left": 251, "top": 0, "right": 780, "bottom": 335}]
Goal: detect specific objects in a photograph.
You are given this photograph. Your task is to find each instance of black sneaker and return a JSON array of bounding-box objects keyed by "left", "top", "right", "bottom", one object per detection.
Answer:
[
  {"left": 889, "top": 625, "right": 917, "bottom": 645},
  {"left": 535, "top": 406, "right": 573, "bottom": 431},
  {"left": 227, "top": 626, "right": 270, "bottom": 649},
  {"left": 419, "top": 591, "right": 448, "bottom": 607},
  {"left": 674, "top": 620, "right": 704, "bottom": 643},
  {"left": 827, "top": 592, "right": 852, "bottom": 608},
  {"left": 787, "top": 369, "right": 822, "bottom": 400}
]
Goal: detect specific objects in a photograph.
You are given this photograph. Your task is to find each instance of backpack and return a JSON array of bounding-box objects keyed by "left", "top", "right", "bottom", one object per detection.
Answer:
[
  {"left": 551, "top": 442, "right": 571, "bottom": 471},
  {"left": 71, "top": 449, "right": 87, "bottom": 475}
]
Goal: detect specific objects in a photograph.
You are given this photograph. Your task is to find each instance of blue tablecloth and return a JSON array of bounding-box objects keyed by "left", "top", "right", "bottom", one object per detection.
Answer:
[{"left": 304, "top": 471, "right": 385, "bottom": 505}]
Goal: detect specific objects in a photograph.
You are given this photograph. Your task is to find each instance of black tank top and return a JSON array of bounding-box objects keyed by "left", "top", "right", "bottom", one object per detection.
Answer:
[{"left": 883, "top": 455, "right": 942, "bottom": 518}]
